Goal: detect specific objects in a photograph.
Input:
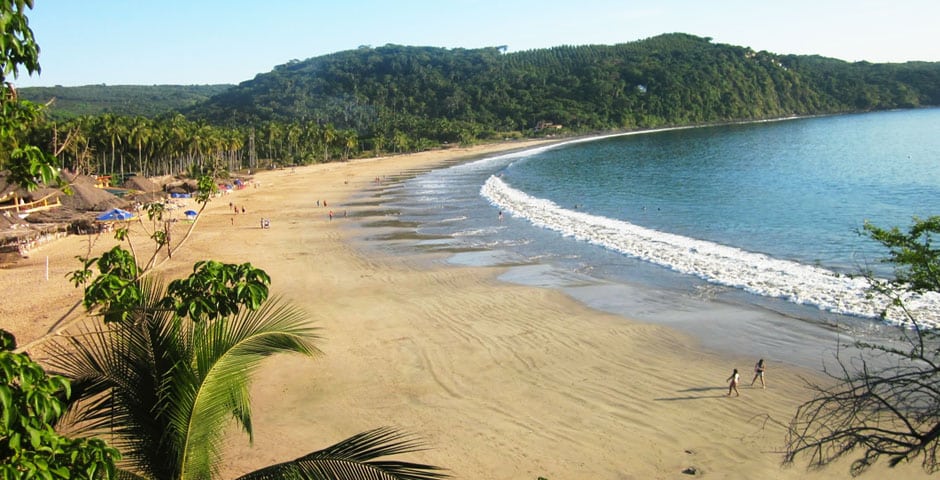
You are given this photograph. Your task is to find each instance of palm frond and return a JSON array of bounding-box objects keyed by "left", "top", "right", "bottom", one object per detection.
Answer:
[
  {"left": 49, "top": 277, "right": 187, "bottom": 479},
  {"left": 178, "top": 295, "right": 321, "bottom": 480},
  {"left": 115, "top": 468, "right": 150, "bottom": 480},
  {"left": 49, "top": 279, "right": 323, "bottom": 480},
  {"left": 233, "top": 427, "right": 449, "bottom": 480}
]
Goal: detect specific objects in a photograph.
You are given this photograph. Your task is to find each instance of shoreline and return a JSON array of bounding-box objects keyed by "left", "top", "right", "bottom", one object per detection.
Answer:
[
  {"left": 344, "top": 131, "right": 890, "bottom": 373},
  {"left": 3, "top": 140, "right": 929, "bottom": 479}
]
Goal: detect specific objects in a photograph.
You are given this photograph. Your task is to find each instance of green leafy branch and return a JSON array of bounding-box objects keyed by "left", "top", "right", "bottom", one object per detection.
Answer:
[
  {"left": 162, "top": 260, "right": 270, "bottom": 322},
  {"left": 0, "top": 331, "right": 120, "bottom": 479}
]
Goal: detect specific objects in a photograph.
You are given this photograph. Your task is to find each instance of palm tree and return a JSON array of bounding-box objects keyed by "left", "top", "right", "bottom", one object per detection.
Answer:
[
  {"left": 127, "top": 116, "right": 151, "bottom": 176},
  {"left": 234, "top": 427, "right": 447, "bottom": 480},
  {"left": 48, "top": 278, "right": 446, "bottom": 480},
  {"left": 98, "top": 114, "right": 127, "bottom": 179},
  {"left": 321, "top": 123, "right": 337, "bottom": 163},
  {"left": 341, "top": 130, "right": 358, "bottom": 161}
]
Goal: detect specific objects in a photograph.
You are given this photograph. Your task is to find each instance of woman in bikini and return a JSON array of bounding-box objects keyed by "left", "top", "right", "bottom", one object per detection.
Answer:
[
  {"left": 727, "top": 368, "right": 740, "bottom": 397},
  {"left": 750, "top": 358, "right": 766, "bottom": 389}
]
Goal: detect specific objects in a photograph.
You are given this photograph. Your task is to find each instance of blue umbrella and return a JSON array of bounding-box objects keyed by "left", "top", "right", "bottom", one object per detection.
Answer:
[
  {"left": 184, "top": 210, "right": 198, "bottom": 217},
  {"left": 96, "top": 208, "right": 134, "bottom": 221}
]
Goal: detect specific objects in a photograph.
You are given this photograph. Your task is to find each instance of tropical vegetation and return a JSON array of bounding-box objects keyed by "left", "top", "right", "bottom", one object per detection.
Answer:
[
  {"left": 14, "top": 33, "right": 940, "bottom": 182},
  {"left": 53, "top": 255, "right": 445, "bottom": 479},
  {"left": 0, "top": 329, "right": 120, "bottom": 479},
  {"left": 24, "top": 113, "right": 358, "bottom": 180},
  {"left": 17, "top": 84, "right": 231, "bottom": 119},
  {"left": 190, "top": 36, "right": 940, "bottom": 135},
  {"left": 1, "top": 4, "right": 120, "bottom": 478}
]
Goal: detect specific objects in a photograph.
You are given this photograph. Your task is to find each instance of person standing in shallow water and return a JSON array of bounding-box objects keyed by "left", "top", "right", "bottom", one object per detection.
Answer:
[
  {"left": 751, "top": 358, "right": 766, "bottom": 388},
  {"left": 727, "top": 368, "right": 740, "bottom": 397}
]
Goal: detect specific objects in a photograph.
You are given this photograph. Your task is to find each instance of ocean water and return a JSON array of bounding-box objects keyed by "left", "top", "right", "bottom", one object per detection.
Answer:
[{"left": 352, "top": 109, "right": 940, "bottom": 368}]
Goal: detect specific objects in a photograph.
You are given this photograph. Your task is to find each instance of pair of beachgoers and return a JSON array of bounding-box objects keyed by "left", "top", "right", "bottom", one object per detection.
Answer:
[{"left": 727, "top": 359, "right": 765, "bottom": 396}]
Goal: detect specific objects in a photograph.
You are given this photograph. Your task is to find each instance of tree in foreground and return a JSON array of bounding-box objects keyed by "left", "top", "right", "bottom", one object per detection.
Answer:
[
  {"left": 52, "top": 245, "right": 447, "bottom": 479},
  {"left": 784, "top": 216, "right": 940, "bottom": 475},
  {"left": 0, "top": 0, "right": 68, "bottom": 193},
  {"left": 0, "top": 3, "right": 118, "bottom": 478},
  {"left": 0, "top": 330, "right": 120, "bottom": 479}
]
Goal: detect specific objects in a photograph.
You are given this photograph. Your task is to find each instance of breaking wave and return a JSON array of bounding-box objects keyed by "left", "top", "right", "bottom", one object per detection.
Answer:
[{"left": 481, "top": 175, "right": 940, "bottom": 328}]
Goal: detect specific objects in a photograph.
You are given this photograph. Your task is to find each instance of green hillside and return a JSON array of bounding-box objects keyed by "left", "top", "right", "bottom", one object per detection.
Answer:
[
  {"left": 184, "top": 33, "right": 940, "bottom": 139},
  {"left": 18, "top": 84, "right": 233, "bottom": 118}
]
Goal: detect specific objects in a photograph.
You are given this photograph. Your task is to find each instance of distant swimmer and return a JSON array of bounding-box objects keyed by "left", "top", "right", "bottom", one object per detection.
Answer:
[{"left": 498, "top": 210, "right": 504, "bottom": 221}]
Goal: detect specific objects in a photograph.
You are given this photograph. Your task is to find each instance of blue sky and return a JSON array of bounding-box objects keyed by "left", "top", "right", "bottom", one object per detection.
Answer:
[{"left": 14, "top": 0, "right": 940, "bottom": 87}]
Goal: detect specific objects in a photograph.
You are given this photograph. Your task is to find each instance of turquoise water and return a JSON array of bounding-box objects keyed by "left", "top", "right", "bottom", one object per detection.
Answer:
[
  {"left": 358, "top": 109, "right": 940, "bottom": 363},
  {"left": 501, "top": 111, "right": 940, "bottom": 274}
]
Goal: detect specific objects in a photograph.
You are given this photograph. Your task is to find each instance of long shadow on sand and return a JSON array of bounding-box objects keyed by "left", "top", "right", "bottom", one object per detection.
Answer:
[{"left": 654, "top": 386, "right": 731, "bottom": 401}]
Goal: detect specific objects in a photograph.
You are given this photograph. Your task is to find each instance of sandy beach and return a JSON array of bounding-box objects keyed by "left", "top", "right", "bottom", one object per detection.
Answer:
[{"left": 2, "top": 141, "right": 930, "bottom": 479}]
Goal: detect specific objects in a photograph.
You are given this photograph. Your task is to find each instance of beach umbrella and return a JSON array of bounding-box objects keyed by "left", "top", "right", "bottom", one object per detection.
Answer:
[
  {"left": 96, "top": 208, "right": 134, "bottom": 221},
  {"left": 184, "top": 210, "right": 198, "bottom": 217}
]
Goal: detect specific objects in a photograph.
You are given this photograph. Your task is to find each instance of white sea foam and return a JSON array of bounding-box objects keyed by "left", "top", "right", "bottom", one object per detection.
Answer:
[{"left": 481, "top": 175, "right": 940, "bottom": 328}]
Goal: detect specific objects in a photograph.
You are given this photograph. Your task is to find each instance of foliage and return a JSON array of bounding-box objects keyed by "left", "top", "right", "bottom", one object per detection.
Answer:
[
  {"left": 26, "top": 112, "right": 357, "bottom": 178},
  {"left": 26, "top": 113, "right": 251, "bottom": 178},
  {"left": 0, "top": 0, "right": 40, "bottom": 84},
  {"left": 50, "top": 276, "right": 321, "bottom": 480},
  {"left": 69, "top": 248, "right": 272, "bottom": 327},
  {"left": 863, "top": 217, "right": 940, "bottom": 293},
  {"left": 4, "top": 142, "right": 64, "bottom": 192},
  {"left": 0, "top": 5, "right": 119, "bottom": 476},
  {"left": 70, "top": 245, "right": 141, "bottom": 323},
  {"left": 0, "top": 330, "right": 120, "bottom": 479},
  {"left": 1, "top": 98, "right": 60, "bottom": 192},
  {"left": 233, "top": 427, "right": 447, "bottom": 480},
  {"left": 0, "top": 0, "right": 68, "bottom": 192},
  {"left": 162, "top": 260, "right": 271, "bottom": 321},
  {"left": 784, "top": 216, "right": 940, "bottom": 475},
  {"left": 186, "top": 34, "right": 940, "bottom": 143},
  {"left": 18, "top": 84, "right": 233, "bottom": 119},
  {"left": 56, "top": 258, "right": 447, "bottom": 479}
]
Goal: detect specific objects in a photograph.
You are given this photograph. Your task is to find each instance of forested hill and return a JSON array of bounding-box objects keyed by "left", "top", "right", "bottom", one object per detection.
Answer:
[
  {"left": 183, "top": 33, "right": 940, "bottom": 139},
  {"left": 18, "top": 84, "right": 233, "bottom": 118}
]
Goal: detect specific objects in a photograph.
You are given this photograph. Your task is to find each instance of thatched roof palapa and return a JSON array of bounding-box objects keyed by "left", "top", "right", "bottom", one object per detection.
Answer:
[{"left": 124, "top": 175, "right": 161, "bottom": 193}]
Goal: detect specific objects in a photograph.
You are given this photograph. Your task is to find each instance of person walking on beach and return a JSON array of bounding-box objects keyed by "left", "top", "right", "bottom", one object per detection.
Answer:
[
  {"left": 727, "top": 368, "right": 740, "bottom": 397},
  {"left": 750, "top": 358, "right": 766, "bottom": 388}
]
